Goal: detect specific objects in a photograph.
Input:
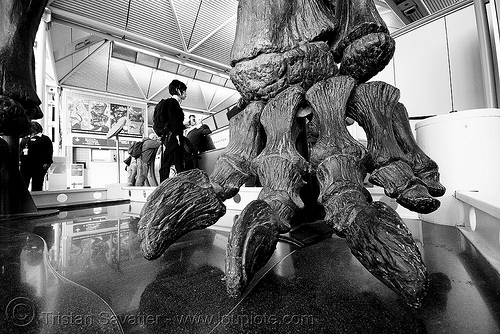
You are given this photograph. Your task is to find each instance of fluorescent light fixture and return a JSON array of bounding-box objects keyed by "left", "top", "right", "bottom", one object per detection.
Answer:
[
  {"left": 114, "top": 41, "right": 162, "bottom": 58},
  {"left": 113, "top": 41, "right": 231, "bottom": 81},
  {"left": 162, "top": 55, "right": 183, "bottom": 64}
]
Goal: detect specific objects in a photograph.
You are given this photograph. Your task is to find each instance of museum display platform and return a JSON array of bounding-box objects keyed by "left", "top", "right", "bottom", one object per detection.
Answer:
[{"left": 1, "top": 202, "right": 499, "bottom": 333}]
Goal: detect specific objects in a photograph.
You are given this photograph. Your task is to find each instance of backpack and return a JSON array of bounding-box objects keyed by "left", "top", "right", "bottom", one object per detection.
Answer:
[
  {"left": 153, "top": 99, "right": 169, "bottom": 137},
  {"left": 128, "top": 141, "right": 143, "bottom": 158}
]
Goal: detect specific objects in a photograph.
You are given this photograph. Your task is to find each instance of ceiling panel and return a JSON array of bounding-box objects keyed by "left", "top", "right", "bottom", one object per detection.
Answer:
[
  {"left": 187, "top": 0, "right": 238, "bottom": 50},
  {"left": 171, "top": 0, "right": 201, "bottom": 50},
  {"left": 125, "top": 64, "right": 154, "bottom": 98},
  {"left": 213, "top": 93, "right": 240, "bottom": 111},
  {"left": 107, "top": 60, "right": 146, "bottom": 99},
  {"left": 126, "top": 0, "right": 185, "bottom": 51},
  {"left": 177, "top": 65, "right": 197, "bottom": 78},
  {"left": 149, "top": 70, "right": 175, "bottom": 101},
  {"left": 422, "top": 0, "right": 462, "bottom": 13},
  {"left": 197, "top": 83, "right": 230, "bottom": 111},
  {"left": 55, "top": 56, "right": 73, "bottom": 82},
  {"left": 183, "top": 81, "right": 210, "bottom": 110},
  {"left": 50, "top": 0, "right": 130, "bottom": 30},
  {"left": 191, "top": 18, "right": 237, "bottom": 67},
  {"left": 49, "top": 20, "right": 73, "bottom": 52},
  {"left": 61, "top": 42, "right": 111, "bottom": 92}
]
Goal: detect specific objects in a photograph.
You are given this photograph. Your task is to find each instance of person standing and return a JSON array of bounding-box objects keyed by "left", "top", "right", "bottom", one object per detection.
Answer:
[
  {"left": 125, "top": 155, "right": 137, "bottom": 186},
  {"left": 136, "top": 132, "right": 161, "bottom": 186},
  {"left": 187, "top": 114, "right": 197, "bottom": 129},
  {"left": 159, "top": 79, "right": 188, "bottom": 182},
  {"left": 19, "top": 121, "right": 53, "bottom": 191}
]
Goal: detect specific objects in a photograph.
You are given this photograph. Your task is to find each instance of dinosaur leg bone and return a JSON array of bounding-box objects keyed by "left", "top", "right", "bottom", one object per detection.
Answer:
[
  {"left": 252, "top": 86, "right": 309, "bottom": 233},
  {"left": 392, "top": 102, "right": 446, "bottom": 197},
  {"left": 347, "top": 81, "right": 440, "bottom": 214},
  {"left": 307, "top": 75, "right": 370, "bottom": 232},
  {"left": 210, "top": 101, "right": 266, "bottom": 200},
  {"left": 306, "top": 76, "right": 428, "bottom": 308},
  {"left": 225, "top": 86, "right": 309, "bottom": 296}
]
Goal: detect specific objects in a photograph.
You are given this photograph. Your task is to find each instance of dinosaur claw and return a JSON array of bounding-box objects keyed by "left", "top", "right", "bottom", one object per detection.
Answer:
[
  {"left": 418, "top": 171, "right": 446, "bottom": 197},
  {"left": 345, "top": 201, "right": 428, "bottom": 308},
  {"left": 139, "top": 169, "right": 226, "bottom": 260},
  {"left": 396, "top": 184, "right": 441, "bottom": 214},
  {"left": 226, "top": 200, "right": 280, "bottom": 297}
]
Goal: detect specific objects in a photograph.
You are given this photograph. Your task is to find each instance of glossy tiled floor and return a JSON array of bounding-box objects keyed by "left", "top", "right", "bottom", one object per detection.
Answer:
[{"left": 1, "top": 203, "right": 499, "bottom": 333}]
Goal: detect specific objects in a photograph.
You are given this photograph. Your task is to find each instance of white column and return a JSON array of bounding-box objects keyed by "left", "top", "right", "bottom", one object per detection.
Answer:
[
  {"left": 35, "top": 8, "right": 52, "bottom": 131},
  {"left": 474, "top": 0, "right": 498, "bottom": 107}
]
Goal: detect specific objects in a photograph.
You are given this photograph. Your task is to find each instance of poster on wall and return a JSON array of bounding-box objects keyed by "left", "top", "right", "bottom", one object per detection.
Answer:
[
  {"left": 69, "top": 98, "right": 92, "bottom": 131},
  {"left": 109, "top": 103, "right": 128, "bottom": 129},
  {"left": 69, "top": 97, "right": 110, "bottom": 134},
  {"left": 127, "top": 106, "right": 144, "bottom": 135},
  {"left": 109, "top": 104, "right": 144, "bottom": 135},
  {"left": 89, "top": 101, "right": 110, "bottom": 132},
  {"left": 69, "top": 95, "right": 145, "bottom": 137}
]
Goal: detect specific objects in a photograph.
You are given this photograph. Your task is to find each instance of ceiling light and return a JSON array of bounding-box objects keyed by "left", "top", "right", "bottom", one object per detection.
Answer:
[{"left": 114, "top": 41, "right": 161, "bottom": 58}]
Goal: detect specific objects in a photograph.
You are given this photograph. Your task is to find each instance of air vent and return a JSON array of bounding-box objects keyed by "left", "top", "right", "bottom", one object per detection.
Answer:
[
  {"left": 398, "top": 0, "right": 418, "bottom": 15},
  {"left": 422, "top": 0, "right": 462, "bottom": 13}
]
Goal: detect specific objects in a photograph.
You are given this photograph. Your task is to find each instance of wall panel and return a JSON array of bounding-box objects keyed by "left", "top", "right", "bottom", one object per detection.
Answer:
[
  {"left": 393, "top": 19, "right": 453, "bottom": 117},
  {"left": 446, "top": 5, "right": 486, "bottom": 111}
]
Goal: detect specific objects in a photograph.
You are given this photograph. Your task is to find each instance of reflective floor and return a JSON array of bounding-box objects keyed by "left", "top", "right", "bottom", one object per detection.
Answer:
[{"left": 1, "top": 202, "right": 499, "bottom": 333}]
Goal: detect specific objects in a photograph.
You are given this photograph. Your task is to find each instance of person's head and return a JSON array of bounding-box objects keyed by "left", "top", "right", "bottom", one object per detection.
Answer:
[
  {"left": 31, "top": 121, "right": 43, "bottom": 135},
  {"left": 188, "top": 115, "right": 196, "bottom": 126},
  {"left": 169, "top": 80, "right": 187, "bottom": 100}
]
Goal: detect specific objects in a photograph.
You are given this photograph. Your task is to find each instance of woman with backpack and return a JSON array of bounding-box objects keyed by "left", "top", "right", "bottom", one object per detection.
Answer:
[{"left": 155, "top": 79, "right": 188, "bottom": 182}]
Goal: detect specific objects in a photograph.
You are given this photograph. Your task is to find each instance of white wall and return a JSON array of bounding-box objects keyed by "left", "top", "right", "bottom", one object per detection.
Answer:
[{"left": 372, "top": 4, "right": 486, "bottom": 118}]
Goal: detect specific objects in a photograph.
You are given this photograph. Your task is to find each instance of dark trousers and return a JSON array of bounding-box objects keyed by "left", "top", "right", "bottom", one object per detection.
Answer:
[
  {"left": 159, "top": 144, "right": 185, "bottom": 182},
  {"left": 20, "top": 164, "right": 46, "bottom": 191}
]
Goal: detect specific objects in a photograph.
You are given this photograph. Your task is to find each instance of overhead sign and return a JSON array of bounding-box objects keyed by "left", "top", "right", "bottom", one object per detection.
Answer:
[{"left": 72, "top": 136, "right": 132, "bottom": 149}]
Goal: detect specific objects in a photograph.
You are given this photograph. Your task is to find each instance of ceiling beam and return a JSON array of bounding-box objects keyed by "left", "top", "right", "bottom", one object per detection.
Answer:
[
  {"left": 124, "top": 63, "right": 149, "bottom": 100},
  {"left": 169, "top": 0, "right": 188, "bottom": 52}
]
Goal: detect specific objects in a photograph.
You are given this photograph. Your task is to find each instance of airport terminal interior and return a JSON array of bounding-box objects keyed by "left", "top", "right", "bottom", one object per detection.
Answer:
[{"left": 1, "top": 0, "right": 500, "bottom": 333}]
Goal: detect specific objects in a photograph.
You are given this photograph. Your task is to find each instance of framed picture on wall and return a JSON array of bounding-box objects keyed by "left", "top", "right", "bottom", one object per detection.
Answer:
[
  {"left": 127, "top": 106, "right": 144, "bottom": 135},
  {"left": 110, "top": 104, "right": 128, "bottom": 128},
  {"left": 68, "top": 93, "right": 145, "bottom": 137}
]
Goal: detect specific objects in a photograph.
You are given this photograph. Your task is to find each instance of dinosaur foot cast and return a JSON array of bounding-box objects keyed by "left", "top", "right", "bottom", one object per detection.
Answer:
[
  {"left": 137, "top": 0, "right": 445, "bottom": 310},
  {"left": 138, "top": 169, "right": 226, "bottom": 260}
]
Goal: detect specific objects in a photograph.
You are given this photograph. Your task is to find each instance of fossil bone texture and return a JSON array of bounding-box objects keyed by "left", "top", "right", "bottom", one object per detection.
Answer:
[
  {"left": 0, "top": 0, "right": 49, "bottom": 215},
  {"left": 139, "top": 0, "right": 445, "bottom": 308}
]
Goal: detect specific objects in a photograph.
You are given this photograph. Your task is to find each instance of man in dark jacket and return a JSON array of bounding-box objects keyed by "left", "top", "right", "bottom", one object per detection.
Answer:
[
  {"left": 20, "top": 121, "right": 53, "bottom": 191},
  {"left": 159, "top": 79, "right": 188, "bottom": 182},
  {"left": 186, "top": 123, "right": 213, "bottom": 154}
]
